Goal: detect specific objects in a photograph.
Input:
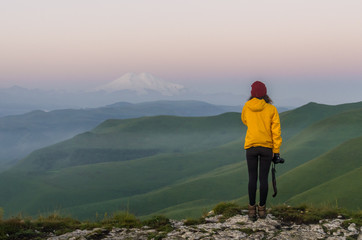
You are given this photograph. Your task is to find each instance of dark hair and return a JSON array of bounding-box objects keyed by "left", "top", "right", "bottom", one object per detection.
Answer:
[{"left": 249, "top": 95, "right": 273, "bottom": 104}]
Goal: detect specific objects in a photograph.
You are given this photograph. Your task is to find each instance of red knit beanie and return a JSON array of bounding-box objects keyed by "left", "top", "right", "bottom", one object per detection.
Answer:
[{"left": 251, "top": 81, "right": 267, "bottom": 98}]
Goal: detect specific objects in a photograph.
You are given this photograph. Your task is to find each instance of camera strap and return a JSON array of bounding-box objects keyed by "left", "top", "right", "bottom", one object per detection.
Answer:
[{"left": 272, "top": 162, "right": 277, "bottom": 197}]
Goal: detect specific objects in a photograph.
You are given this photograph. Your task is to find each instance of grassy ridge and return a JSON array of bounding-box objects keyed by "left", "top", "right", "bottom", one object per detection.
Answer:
[
  {"left": 279, "top": 101, "right": 362, "bottom": 140},
  {"left": 279, "top": 108, "right": 362, "bottom": 172}
]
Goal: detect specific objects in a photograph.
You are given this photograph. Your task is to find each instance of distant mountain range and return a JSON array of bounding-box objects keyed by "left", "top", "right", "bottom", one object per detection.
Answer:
[
  {"left": 0, "top": 73, "right": 299, "bottom": 117},
  {"left": 0, "top": 100, "right": 241, "bottom": 171},
  {"left": 0, "top": 101, "right": 361, "bottom": 219}
]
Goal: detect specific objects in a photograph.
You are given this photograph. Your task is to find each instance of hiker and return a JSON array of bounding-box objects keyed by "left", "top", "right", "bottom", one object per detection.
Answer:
[{"left": 241, "top": 81, "right": 282, "bottom": 220}]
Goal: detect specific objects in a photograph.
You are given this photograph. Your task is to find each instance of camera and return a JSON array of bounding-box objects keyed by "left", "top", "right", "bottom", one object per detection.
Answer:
[{"left": 272, "top": 153, "right": 285, "bottom": 164}]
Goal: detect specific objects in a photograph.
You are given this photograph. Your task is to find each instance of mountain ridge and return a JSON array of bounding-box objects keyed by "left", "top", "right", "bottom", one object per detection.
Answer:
[
  {"left": 0, "top": 100, "right": 241, "bottom": 171},
  {"left": 0, "top": 101, "right": 361, "bottom": 219}
]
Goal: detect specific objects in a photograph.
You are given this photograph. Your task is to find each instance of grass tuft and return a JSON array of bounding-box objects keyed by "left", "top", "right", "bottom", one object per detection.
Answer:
[
  {"left": 341, "top": 210, "right": 362, "bottom": 228},
  {"left": 36, "top": 212, "right": 81, "bottom": 235},
  {"left": 184, "top": 217, "right": 206, "bottom": 226},
  {"left": 142, "top": 215, "right": 173, "bottom": 232},
  {"left": 213, "top": 202, "right": 242, "bottom": 219},
  {"left": 269, "top": 204, "right": 361, "bottom": 226},
  {"left": 0, "top": 212, "right": 82, "bottom": 239},
  {"left": 102, "top": 211, "right": 141, "bottom": 228}
]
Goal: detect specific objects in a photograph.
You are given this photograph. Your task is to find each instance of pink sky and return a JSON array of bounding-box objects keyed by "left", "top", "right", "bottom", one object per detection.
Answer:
[{"left": 1, "top": 0, "right": 362, "bottom": 101}]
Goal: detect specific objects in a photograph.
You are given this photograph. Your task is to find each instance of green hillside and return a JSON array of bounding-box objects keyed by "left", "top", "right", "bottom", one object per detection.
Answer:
[
  {"left": 58, "top": 149, "right": 247, "bottom": 220},
  {"left": 280, "top": 107, "right": 362, "bottom": 171},
  {"left": 15, "top": 113, "right": 243, "bottom": 171},
  {"left": 0, "top": 101, "right": 361, "bottom": 220},
  {"left": 268, "top": 136, "right": 362, "bottom": 208},
  {"left": 286, "top": 166, "right": 362, "bottom": 209},
  {"left": 0, "top": 113, "right": 245, "bottom": 218}
]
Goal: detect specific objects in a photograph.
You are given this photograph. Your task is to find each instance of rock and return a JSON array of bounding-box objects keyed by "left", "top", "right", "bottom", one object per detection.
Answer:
[
  {"left": 170, "top": 219, "right": 184, "bottom": 228},
  {"left": 348, "top": 223, "right": 357, "bottom": 232},
  {"left": 205, "top": 215, "right": 221, "bottom": 223},
  {"left": 47, "top": 214, "right": 361, "bottom": 240},
  {"left": 358, "top": 233, "right": 362, "bottom": 240},
  {"left": 47, "top": 229, "right": 93, "bottom": 240},
  {"left": 207, "top": 210, "right": 215, "bottom": 216}
]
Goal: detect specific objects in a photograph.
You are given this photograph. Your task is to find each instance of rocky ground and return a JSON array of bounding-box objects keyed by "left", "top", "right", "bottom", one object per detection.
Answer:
[{"left": 48, "top": 212, "right": 361, "bottom": 240}]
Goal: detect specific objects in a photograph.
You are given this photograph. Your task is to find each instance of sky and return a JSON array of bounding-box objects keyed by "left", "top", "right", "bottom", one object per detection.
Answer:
[{"left": 1, "top": 0, "right": 362, "bottom": 105}]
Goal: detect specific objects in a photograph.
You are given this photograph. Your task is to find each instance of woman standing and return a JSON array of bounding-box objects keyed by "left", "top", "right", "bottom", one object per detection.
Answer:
[{"left": 241, "top": 81, "right": 282, "bottom": 220}]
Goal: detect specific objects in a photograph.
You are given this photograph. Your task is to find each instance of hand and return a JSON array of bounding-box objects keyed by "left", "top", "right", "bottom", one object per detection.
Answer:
[
  {"left": 272, "top": 153, "right": 284, "bottom": 164},
  {"left": 273, "top": 153, "right": 280, "bottom": 159}
]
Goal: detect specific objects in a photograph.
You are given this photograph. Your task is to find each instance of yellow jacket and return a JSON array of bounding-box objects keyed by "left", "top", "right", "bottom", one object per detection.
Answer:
[{"left": 241, "top": 98, "right": 282, "bottom": 153}]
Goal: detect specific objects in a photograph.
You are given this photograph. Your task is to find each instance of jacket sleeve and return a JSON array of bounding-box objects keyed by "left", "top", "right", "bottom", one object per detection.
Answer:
[
  {"left": 241, "top": 105, "right": 247, "bottom": 126},
  {"left": 271, "top": 107, "right": 282, "bottom": 153}
]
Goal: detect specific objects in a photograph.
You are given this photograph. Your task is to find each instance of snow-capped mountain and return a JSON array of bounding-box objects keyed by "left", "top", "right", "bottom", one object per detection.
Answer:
[{"left": 93, "top": 73, "right": 185, "bottom": 96}]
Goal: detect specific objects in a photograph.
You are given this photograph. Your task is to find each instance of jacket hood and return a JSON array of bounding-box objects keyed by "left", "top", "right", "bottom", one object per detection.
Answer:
[{"left": 245, "top": 98, "right": 267, "bottom": 112}]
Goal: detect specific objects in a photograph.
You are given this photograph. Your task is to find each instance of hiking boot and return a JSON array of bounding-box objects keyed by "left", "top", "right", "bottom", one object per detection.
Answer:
[
  {"left": 258, "top": 204, "right": 266, "bottom": 219},
  {"left": 248, "top": 204, "right": 257, "bottom": 221}
]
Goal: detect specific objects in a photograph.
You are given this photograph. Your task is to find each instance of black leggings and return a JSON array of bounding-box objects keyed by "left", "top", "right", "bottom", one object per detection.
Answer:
[{"left": 246, "top": 147, "right": 272, "bottom": 206}]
